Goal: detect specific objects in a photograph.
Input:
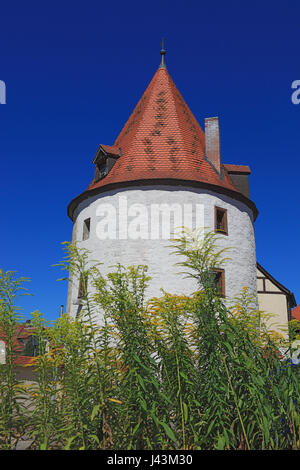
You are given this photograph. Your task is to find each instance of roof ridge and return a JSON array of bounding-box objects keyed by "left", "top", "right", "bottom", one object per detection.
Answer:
[
  {"left": 114, "top": 72, "right": 157, "bottom": 150},
  {"left": 164, "top": 71, "right": 195, "bottom": 172}
]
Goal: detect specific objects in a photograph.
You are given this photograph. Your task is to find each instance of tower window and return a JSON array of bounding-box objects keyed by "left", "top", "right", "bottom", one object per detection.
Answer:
[
  {"left": 215, "top": 206, "right": 228, "bottom": 235},
  {"left": 78, "top": 273, "right": 88, "bottom": 299},
  {"left": 82, "top": 218, "right": 91, "bottom": 241},
  {"left": 212, "top": 269, "right": 225, "bottom": 297}
]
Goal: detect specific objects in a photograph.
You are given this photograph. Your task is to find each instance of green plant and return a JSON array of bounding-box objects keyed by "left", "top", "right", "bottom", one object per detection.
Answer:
[
  {"left": 0, "top": 270, "right": 29, "bottom": 449},
  {"left": 0, "top": 232, "right": 299, "bottom": 450}
]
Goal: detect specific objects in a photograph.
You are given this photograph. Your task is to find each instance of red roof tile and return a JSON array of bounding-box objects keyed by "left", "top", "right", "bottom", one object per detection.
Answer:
[
  {"left": 0, "top": 322, "right": 41, "bottom": 367},
  {"left": 0, "top": 323, "right": 35, "bottom": 355},
  {"left": 98, "top": 145, "right": 120, "bottom": 156},
  {"left": 292, "top": 305, "right": 300, "bottom": 320},
  {"left": 88, "top": 67, "right": 239, "bottom": 192},
  {"left": 68, "top": 66, "right": 258, "bottom": 219}
]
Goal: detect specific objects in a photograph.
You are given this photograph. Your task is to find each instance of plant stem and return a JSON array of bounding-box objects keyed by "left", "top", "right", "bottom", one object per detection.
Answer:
[{"left": 222, "top": 355, "right": 250, "bottom": 450}]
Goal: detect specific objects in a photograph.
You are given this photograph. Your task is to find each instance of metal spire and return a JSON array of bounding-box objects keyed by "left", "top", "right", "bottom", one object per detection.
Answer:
[{"left": 159, "top": 38, "right": 166, "bottom": 69}]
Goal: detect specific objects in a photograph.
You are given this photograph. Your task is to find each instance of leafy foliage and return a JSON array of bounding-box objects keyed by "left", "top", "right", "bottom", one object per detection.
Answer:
[{"left": 0, "top": 232, "right": 299, "bottom": 450}]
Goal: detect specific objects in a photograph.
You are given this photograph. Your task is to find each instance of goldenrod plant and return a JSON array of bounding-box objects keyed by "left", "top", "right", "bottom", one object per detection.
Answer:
[
  {"left": 0, "top": 231, "right": 299, "bottom": 449},
  {"left": 0, "top": 270, "right": 29, "bottom": 449},
  {"left": 289, "top": 319, "right": 300, "bottom": 342},
  {"left": 229, "top": 287, "right": 287, "bottom": 349}
]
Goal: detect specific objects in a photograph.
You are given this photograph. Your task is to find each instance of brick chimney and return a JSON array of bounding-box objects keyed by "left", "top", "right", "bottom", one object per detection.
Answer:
[{"left": 205, "top": 117, "right": 221, "bottom": 174}]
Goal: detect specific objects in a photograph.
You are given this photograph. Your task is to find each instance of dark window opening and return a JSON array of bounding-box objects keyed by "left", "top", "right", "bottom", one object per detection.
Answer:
[
  {"left": 94, "top": 166, "right": 101, "bottom": 182},
  {"left": 78, "top": 274, "right": 88, "bottom": 299},
  {"left": 82, "top": 218, "right": 91, "bottom": 241},
  {"left": 94, "top": 161, "right": 108, "bottom": 182},
  {"left": 215, "top": 207, "right": 228, "bottom": 235},
  {"left": 212, "top": 269, "right": 225, "bottom": 297},
  {"left": 100, "top": 164, "right": 108, "bottom": 178}
]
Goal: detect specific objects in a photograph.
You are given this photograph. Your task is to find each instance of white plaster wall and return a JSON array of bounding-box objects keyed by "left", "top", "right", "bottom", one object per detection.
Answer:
[
  {"left": 257, "top": 293, "right": 289, "bottom": 339},
  {"left": 67, "top": 185, "right": 257, "bottom": 320}
]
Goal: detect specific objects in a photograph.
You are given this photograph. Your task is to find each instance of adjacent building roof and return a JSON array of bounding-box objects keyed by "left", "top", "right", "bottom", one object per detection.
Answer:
[
  {"left": 292, "top": 305, "right": 300, "bottom": 320},
  {"left": 223, "top": 164, "right": 251, "bottom": 175},
  {"left": 257, "top": 263, "right": 297, "bottom": 321},
  {"left": 0, "top": 321, "right": 33, "bottom": 353},
  {"left": 0, "top": 321, "right": 37, "bottom": 367}
]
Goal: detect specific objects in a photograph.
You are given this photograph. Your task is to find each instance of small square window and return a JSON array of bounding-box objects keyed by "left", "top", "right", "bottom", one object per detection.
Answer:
[
  {"left": 82, "top": 218, "right": 91, "bottom": 241},
  {"left": 212, "top": 269, "right": 225, "bottom": 297},
  {"left": 215, "top": 207, "right": 228, "bottom": 235}
]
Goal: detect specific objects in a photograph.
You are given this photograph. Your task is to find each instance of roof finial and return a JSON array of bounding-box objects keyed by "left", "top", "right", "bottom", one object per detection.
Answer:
[{"left": 159, "top": 38, "right": 166, "bottom": 69}]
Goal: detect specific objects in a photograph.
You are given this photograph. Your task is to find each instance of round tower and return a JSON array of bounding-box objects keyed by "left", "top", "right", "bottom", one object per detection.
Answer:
[{"left": 66, "top": 47, "right": 258, "bottom": 319}]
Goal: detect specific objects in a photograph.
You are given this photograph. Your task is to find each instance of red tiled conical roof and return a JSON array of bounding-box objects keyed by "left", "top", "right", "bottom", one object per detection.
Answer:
[
  {"left": 68, "top": 66, "right": 258, "bottom": 219},
  {"left": 88, "top": 67, "right": 238, "bottom": 192}
]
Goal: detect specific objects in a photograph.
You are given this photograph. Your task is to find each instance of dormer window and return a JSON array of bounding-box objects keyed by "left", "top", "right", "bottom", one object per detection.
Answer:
[
  {"left": 215, "top": 206, "right": 228, "bottom": 235},
  {"left": 94, "top": 162, "right": 107, "bottom": 182},
  {"left": 100, "top": 164, "right": 108, "bottom": 178},
  {"left": 93, "top": 145, "right": 121, "bottom": 183}
]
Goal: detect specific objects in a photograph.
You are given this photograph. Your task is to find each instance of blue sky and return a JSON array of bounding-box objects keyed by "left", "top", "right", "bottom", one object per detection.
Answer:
[{"left": 0, "top": 0, "right": 299, "bottom": 321}]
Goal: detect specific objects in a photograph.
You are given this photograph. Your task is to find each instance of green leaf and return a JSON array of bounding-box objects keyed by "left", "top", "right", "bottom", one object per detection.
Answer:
[
  {"left": 89, "top": 434, "right": 100, "bottom": 445},
  {"left": 215, "top": 434, "right": 226, "bottom": 450},
  {"left": 64, "top": 435, "right": 78, "bottom": 450},
  {"left": 91, "top": 404, "right": 101, "bottom": 421},
  {"left": 132, "top": 420, "right": 141, "bottom": 436},
  {"left": 149, "top": 411, "right": 160, "bottom": 429},
  {"left": 223, "top": 342, "right": 234, "bottom": 355},
  {"left": 136, "top": 373, "right": 147, "bottom": 392},
  {"left": 160, "top": 421, "right": 177, "bottom": 443},
  {"left": 139, "top": 398, "right": 147, "bottom": 411},
  {"left": 206, "top": 418, "right": 216, "bottom": 436},
  {"left": 40, "top": 437, "right": 48, "bottom": 450},
  {"left": 179, "top": 371, "right": 193, "bottom": 385},
  {"left": 262, "top": 415, "right": 270, "bottom": 443},
  {"left": 158, "top": 390, "right": 172, "bottom": 404},
  {"left": 183, "top": 402, "right": 188, "bottom": 423}
]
